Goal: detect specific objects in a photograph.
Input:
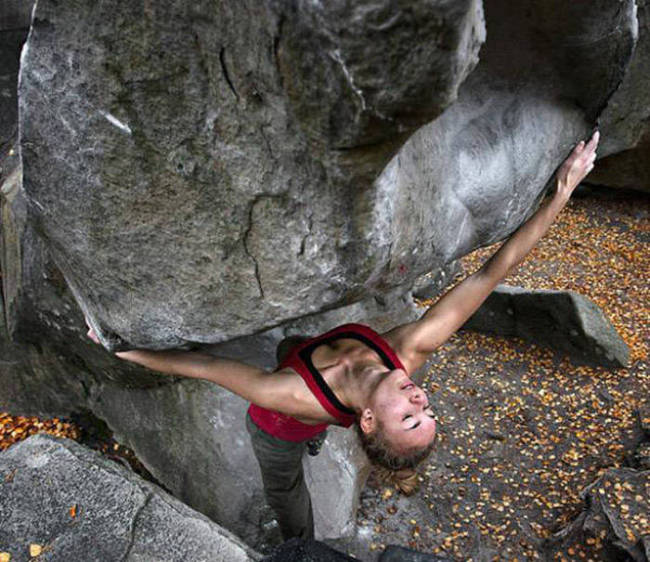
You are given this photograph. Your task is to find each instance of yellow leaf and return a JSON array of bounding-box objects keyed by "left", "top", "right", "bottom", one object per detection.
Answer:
[
  {"left": 0, "top": 552, "right": 11, "bottom": 562},
  {"left": 29, "top": 544, "right": 42, "bottom": 557}
]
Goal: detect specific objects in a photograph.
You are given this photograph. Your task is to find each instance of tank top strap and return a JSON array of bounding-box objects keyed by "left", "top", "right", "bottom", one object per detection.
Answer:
[{"left": 285, "top": 323, "right": 405, "bottom": 426}]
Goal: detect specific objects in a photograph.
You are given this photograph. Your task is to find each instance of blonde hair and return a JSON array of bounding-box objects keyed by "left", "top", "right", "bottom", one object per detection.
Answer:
[
  {"left": 373, "top": 466, "right": 420, "bottom": 495},
  {"left": 355, "top": 423, "right": 434, "bottom": 495}
]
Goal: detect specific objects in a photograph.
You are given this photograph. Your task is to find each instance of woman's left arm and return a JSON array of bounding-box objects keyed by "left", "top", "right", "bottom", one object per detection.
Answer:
[{"left": 388, "top": 130, "right": 599, "bottom": 372}]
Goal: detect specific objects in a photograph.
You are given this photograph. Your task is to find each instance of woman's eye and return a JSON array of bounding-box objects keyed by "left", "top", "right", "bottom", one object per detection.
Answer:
[{"left": 403, "top": 414, "right": 412, "bottom": 421}]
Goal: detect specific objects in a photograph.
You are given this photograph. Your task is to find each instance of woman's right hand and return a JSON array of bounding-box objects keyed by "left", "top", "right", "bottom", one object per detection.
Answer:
[{"left": 556, "top": 130, "right": 599, "bottom": 201}]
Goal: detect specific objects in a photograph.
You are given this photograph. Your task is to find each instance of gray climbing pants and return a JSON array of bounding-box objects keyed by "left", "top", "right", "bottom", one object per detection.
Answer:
[{"left": 245, "top": 413, "right": 314, "bottom": 540}]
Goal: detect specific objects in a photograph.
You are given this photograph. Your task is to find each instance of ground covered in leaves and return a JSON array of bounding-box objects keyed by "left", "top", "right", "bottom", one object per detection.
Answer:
[
  {"left": 353, "top": 187, "right": 649, "bottom": 561},
  {"left": 0, "top": 412, "right": 151, "bottom": 481}
]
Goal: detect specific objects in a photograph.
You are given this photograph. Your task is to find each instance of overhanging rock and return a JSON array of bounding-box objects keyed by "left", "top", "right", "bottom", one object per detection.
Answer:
[
  {"left": 18, "top": 0, "right": 485, "bottom": 349},
  {"left": 16, "top": 0, "right": 637, "bottom": 349}
]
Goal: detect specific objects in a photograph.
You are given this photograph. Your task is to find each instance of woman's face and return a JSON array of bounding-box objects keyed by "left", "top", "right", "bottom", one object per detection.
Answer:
[{"left": 367, "top": 369, "right": 437, "bottom": 452}]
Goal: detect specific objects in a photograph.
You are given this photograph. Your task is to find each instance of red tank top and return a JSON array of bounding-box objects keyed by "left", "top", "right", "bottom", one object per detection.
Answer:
[{"left": 247, "top": 323, "right": 406, "bottom": 442}]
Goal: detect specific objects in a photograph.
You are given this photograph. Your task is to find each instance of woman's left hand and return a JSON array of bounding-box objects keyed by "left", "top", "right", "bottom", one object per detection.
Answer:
[
  {"left": 556, "top": 130, "right": 600, "bottom": 201},
  {"left": 85, "top": 316, "right": 101, "bottom": 344}
]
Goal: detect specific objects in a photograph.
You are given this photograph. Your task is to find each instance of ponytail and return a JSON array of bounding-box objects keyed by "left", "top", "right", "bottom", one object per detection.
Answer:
[
  {"left": 355, "top": 423, "right": 434, "bottom": 495},
  {"left": 373, "top": 466, "right": 420, "bottom": 496}
]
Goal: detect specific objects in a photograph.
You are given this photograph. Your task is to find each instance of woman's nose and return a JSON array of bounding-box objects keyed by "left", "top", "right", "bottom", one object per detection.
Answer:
[{"left": 410, "top": 389, "right": 426, "bottom": 404}]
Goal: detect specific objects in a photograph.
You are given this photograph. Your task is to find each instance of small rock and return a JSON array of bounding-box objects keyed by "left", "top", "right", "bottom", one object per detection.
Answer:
[{"left": 462, "top": 285, "right": 629, "bottom": 368}]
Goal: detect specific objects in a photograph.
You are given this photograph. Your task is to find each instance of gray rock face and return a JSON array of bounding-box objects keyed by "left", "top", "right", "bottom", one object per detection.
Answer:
[
  {"left": 0, "top": 1, "right": 34, "bottom": 151},
  {"left": 462, "top": 285, "right": 630, "bottom": 368},
  {"left": 588, "top": 0, "right": 650, "bottom": 193},
  {"left": 2, "top": 0, "right": 648, "bottom": 553},
  {"left": 0, "top": 434, "right": 261, "bottom": 562},
  {"left": 304, "top": 427, "right": 372, "bottom": 540},
  {"left": 18, "top": 0, "right": 485, "bottom": 349},
  {"left": 412, "top": 261, "right": 461, "bottom": 301},
  {"left": 555, "top": 468, "right": 650, "bottom": 562}
]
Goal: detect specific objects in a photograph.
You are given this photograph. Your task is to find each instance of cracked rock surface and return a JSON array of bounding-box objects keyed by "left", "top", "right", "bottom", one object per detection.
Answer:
[
  {"left": 17, "top": 0, "right": 485, "bottom": 348},
  {"left": 0, "top": 434, "right": 261, "bottom": 562},
  {"left": 15, "top": 0, "right": 637, "bottom": 349}
]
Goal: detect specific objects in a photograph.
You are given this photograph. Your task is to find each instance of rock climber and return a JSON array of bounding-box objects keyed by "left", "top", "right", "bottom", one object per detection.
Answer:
[{"left": 87, "top": 130, "right": 599, "bottom": 540}]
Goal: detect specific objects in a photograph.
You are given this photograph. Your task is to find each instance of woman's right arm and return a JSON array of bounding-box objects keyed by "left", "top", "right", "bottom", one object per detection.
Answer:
[{"left": 88, "top": 328, "right": 296, "bottom": 412}]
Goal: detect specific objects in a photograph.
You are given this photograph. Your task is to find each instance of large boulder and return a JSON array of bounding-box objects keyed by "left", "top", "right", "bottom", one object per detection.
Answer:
[
  {"left": 0, "top": 434, "right": 261, "bottom": 562},
  {"left": 17, "top": 0, "right": 485, "bottom": 349},
  {"left": 15, "top": 0, "right": 637, "bottom": 350},
  {"left": 2, "top": 0, "right": 647, "bottom": 552},
  {"left": 588, "top": 0, "right": 650, "bottom": 193}
]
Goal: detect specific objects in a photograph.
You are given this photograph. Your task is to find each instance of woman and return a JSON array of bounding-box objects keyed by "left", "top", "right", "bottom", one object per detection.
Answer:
[{"left": 87, "top": 131, "right": 599, "bottom": 540}]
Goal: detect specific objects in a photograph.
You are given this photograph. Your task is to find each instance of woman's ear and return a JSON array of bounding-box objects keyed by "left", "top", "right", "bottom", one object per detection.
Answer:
[{"left": 359, "top": 408, "right": 376, "bottom": 434}]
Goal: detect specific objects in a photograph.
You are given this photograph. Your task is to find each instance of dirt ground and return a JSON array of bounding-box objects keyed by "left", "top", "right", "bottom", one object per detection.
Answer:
[{"left": 346, "top": 187, "right": 649, "bottom": 561}]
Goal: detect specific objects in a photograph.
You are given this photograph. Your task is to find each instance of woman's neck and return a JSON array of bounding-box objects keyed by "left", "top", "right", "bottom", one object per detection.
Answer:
[{"left": 328, "top": 360, "right": 388, "bottom": 414}]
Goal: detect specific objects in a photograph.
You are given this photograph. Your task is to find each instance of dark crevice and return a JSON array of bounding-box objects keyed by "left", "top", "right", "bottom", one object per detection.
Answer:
[
  {"left": 259, "top": 125, "right": 275, "bottom": 160},
  {"left": 273, "top": 14, "right": 286, "bottom": 90},
  {"left": 298, "top": 212, "right": 313, "bottom": 257},
  {"left": 219, "top": 47, "right": 240, "bottom": 101},
  {"left": 122, "top": 492, "right": 154, "bottom": 561},
  {"left": 70, "top": 409, "right": 164, "bottom": 487},
  {"left": 330, "top": 137, "right": 394, "bottom": 152},
  {"left": 273, "top": 14, "right": 285, "bottom": 63},
  {"left": 242, "top": 197, "right": 265, "bottom": 299}
]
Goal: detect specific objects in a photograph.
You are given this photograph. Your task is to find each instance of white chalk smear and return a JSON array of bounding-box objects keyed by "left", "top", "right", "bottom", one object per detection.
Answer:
[
  {"left": 330, "top": 49, "right": 367, "bottom": 112},
  {"left": 99, "top": 110, "right": 132, "bottom": 135}
]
